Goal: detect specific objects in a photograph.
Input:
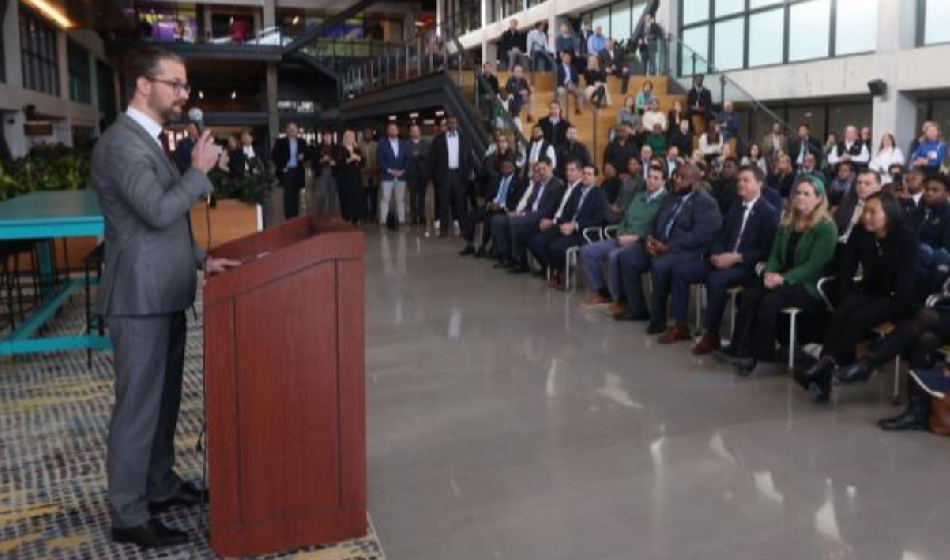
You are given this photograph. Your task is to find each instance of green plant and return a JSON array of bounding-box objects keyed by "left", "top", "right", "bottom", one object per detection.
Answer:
[
  {"left": 2, "top": 143, "right": 93, "bottom": 199},
  {"left": 207, "top": 160, "right": 276, "bottom": 206}
]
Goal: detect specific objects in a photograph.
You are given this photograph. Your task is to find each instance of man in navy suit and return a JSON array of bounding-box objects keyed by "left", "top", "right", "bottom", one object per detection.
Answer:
[
  {"left": 526, "top": 159, "right": 588, "bottom": 274},
  {"left": 377, "top": 122, "right": 409, "bottom": 227},
  {"left": 664, "top": 165, "right": 780, "bottom": 351},
  {"left": 461, "top": 156, "right": 523, "bottom": 257},
  {"left": 493, "top": 157, "right": 565, "bottom": 272},
  {"left": 556, "top": 52, "right": 582, "bottom": 116},
  {"left": 271, "top": 121, "right": 308, "bottom": 219},
  {"left": 615, "top": 163, "right": 722, "bottom": 326},
  {"left": 536, "top": 163, "right": 607, "bottom": 288}
]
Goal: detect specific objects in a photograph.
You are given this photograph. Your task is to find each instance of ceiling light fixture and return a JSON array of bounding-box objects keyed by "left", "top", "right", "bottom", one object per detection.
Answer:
[
  {"left": 23, "top": 0, "right": 73, "bottom": 28},
  {"left": 231, "top": 91, "right": 237, "bottom": 99},
  {"left": 198, "top": 91, "right": 204, "bottom": 99}
]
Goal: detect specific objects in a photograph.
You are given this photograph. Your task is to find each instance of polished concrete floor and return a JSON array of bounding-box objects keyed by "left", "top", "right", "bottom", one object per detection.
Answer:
[{"left": 362, "top": 228, "right": 950, "bottom": 560}]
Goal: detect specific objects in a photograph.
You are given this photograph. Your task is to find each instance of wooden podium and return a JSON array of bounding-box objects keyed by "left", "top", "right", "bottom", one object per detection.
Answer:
[{"left": 202, "top": 216, "right": 366, "bottom": 557}]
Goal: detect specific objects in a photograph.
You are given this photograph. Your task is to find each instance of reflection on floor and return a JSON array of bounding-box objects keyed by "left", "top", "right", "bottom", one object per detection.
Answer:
[{"left": 363, "top": 227, "right": 950, "bottom": 560}]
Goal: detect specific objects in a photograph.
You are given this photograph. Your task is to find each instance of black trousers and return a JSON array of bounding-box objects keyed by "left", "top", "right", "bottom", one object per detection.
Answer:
[
  {"left": 733, "top": 279, "right": 823, "bottom": 362},
  {"left": 868, "top": 307, "right": 950, "bottom": 370},
  {"left": 439, "top": 170, "right": 469, "bottom": 234},
  {"left": 281, "top": 167, "right": 305, "bottom": 219},
  {"left": 365, "top": 177, "right": 378, "bottom": 220},
  {"left": 465, "top": 205, "right": 503, "bottom": 246},
  {"left": 407, "top": 173, "right": 428, "bottom": 222},
  {"left": 821, "top": 293, "right": 901, "bottom": 364}
]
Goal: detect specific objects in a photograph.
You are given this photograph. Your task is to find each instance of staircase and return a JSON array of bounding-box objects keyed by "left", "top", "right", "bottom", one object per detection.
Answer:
[{"left": 493, "top": 70, "right": 687, "bottom": 167}]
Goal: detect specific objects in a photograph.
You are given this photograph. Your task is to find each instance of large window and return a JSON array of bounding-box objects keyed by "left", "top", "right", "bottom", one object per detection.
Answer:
[
  {"left": 579, "top": 0, "right": 652, "bottom": 41},
  {"left": 19, "top": 5, "right": 59, "bottom": 96},
  {"left": 67, "top": 40, "right": 91, "bottom": 104},
  {"left": 678, "top": 0, "right": 877, "bottom": 75},
  {"left": 921, "top": 0, "right": 950, "bottom": 46}
]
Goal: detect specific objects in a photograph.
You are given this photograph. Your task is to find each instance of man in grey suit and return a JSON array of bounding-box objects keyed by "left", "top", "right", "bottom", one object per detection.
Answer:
[{"left": 92, "top": 47, "right": 238, "bottom": 549}]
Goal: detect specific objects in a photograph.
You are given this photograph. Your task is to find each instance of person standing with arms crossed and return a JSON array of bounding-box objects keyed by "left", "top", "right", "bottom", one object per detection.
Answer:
[{"left": 91, "top": 47, "right": 239, "bottom": 549}]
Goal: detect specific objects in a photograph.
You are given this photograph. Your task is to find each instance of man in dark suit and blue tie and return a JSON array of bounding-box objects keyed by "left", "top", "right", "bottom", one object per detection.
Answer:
[
  {"left": 525, "top": 159, "right": 587, "bottom": 275},
  {"left": 556, "top": 52, "right": 582, "bottom": 116},
  {"left": 615, "top": 163, "right": 722, "bottom": 326},
  {"left": 663, "top": 165, "right": 780, "bottom": 350},
  {"left": 461, "top": 156, "right": 523, "bottom": 257}
]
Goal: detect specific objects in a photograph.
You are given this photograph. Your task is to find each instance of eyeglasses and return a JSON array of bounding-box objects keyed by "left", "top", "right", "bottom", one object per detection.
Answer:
[{"left": 147, "top": 77, "right": 192, "bottom": 95}]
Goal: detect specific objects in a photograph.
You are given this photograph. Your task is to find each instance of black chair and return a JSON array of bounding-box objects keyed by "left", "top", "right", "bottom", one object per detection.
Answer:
[
  {"left": 0, "top": 240, "right": 42, "bottom": 333},
  {"left": 83, "top": 242, "right": 105, "bottom": 368}
]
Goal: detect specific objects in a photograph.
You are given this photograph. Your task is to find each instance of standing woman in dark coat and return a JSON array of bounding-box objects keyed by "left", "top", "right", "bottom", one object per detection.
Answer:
[
  {"left": 313, "top": 132, "right": 341, "bottom": 216},
  {"left": 798, "top": 190, "right": 919, "bottom": 400},
  {"left": 335, "top": 130, "right": 365, "bottom": 224}
]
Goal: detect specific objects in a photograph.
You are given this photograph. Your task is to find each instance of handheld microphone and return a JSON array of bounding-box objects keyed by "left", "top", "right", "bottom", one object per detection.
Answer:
[{"left": 187, "top": 107, "right": 206, "bottom": 134}]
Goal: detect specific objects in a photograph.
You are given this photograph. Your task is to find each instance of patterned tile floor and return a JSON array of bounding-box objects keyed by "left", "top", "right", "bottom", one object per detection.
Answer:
[{"left": 0, "top": 294, "right": 384, "bottom": 560}]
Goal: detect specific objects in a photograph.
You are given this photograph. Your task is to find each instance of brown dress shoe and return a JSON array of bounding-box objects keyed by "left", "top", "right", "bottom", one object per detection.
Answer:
[
  {"left": 608, "top": 301, "right": 626, "bottom": 316},
  {"left": 658, "top": 323, "right": 691, "bottom": 344},
  {"left": 581, "top": 293, "right": 611, "bottom": 309},
  {"left": 692, "top": 332, "right": 722, "bottom": 355}
]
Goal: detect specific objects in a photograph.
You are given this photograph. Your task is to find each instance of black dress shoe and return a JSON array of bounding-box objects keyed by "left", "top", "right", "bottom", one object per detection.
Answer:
[
  {"left": 493, "top": 260, "right": 512, "bottom": 269},
  {"left": 148, "top": 481, "right": 207, "bottom": 514},
  {"left": 646, "top": 321, "right": 666, "bottom": 335},
  {"left": 613, "top": 310, "right": 650, "bottom": 322},
  {"left": 474, "top": 246, "right": 486, "bottom": 258},
  {"left": 879, "top": 403, "right": 930, "bottom": 431},
  {"left": 112, "top": 519, "right": 189, "bottom": 549},
  {"left": 794, "top": 356, "right": 837, "bottom": 392},
  {"left": 508, "top": 265, "right": 531, "bottom": 274},
  {"left": 835, "top": 361, "right": 874, "bottom": 385},
  {"left": 734, "top": 358, "right": 757, "bottom": 377},
  {"left": 459, "top": 246, "right": 476, "bottom": 256}
]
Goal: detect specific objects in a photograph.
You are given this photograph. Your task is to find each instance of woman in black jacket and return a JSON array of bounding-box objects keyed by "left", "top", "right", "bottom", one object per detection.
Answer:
[{"left": 797, "top": 191, "right": 920, "bottom": 400}]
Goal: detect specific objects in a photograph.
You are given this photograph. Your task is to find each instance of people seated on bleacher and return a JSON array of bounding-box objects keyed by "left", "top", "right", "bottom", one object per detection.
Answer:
[
  {"left": 668, "top": 101, "right": 690, "bottom": 137},
  {"left": 741, "top": 143, "right": 768, "bottom": 175},
  {"left": 539, "top": 101, "right": 570, "bottom": 147},
  {"left": 796, "top": 190, "right": 919, "bottom": 401},
  {"left": 556, "top": 52, "right": 583, "bottom": 116},
  {"left": 616, "top": 96, "right": 640, "bottom": 133},
  {"left": 719, "top": 101, "right": 740, "bottom": 146},
  {"left": 859, "top": 126, "right": 873, "bottom": 153},
  {"left": 700, "top": 121, "right": 724, "bottom": 166},
  {"left": 495, "top": 88, "right": 520, "bottom": 132},
  {"left": 639, "top": 145, "right": 654, "bottom": 179},
  {"left": 587, "top": 24, "right": 607, "bottom": 56},
  {"left": 612, "top": 163, "right": 722, "bottom": 325},
  {"left": 886, "top": 163, "right": 904, "bottom": 188},
  {"left": 461, "top": 156, "right": 524, "bottom": 257},
  {"left": 836, "top": 287, "right": 950, "bottom": 431},
  {"left": 828, "top": 125, "right": 870, "bottom": 170},
  {"left": 643, "top": 100, "right": 668, "bottom": 134},
  {"left": 598, "top": 38, "right": 630, "bottom": 95},
  {"left": 665, "top": 146, "right": 681, "bottom": 178},
  {"left": 635, "top": 81, "right": 656, "bottom": 116},
  {"left": 687, "top": 75, "right": 713, "bottom": 130},
  {"left": 505, "top": 64, "right": 534, "bottom": 124},
  {"left": 527, "top": 22, "right": 550, "bottom": 72},
  {"left": 899, "top": 167, "right": 926, "bottom": 221},
  {"left": 604, "top": 125, "right": 639, "bottom": 173},
  {"left": 910, "top": 122, "right": 948, "bottom": 171},
  {"left": 762, "top": 123, "right": 788, "bottom": 164},
  {"left": 492, "top": 158, "right": 565, "bottom": 272},
  {"left": 669, "top": 118, "right": 693, "bottom": 161},
  {"left": 828, "top": 161, "right": 856, "bottom": 208},
  {"left": 605, "top": 158, "right": 641, "bottom": 223},
  {"left": 915, "top": 173, "right": 950, "bottom": 297},
  {"left": 665, "top": 165, "right": 780, "bottom": 350},
  {"left": 645, "top": 123, "right": 667, "bottom": 156},
  {"left": 529, "top": 162, "right": 607, "bottom": 289},
  {"left": 715, "top": 175, "right": 837, "bottom": 377},
  {"left": 583, "top": 56, "right": 610, "bottom": 110},
  {"left": 555, "top": 22, "right": 577, "bottom": 60},
  {"left": 556, "top": 126, "right": 591, "bottom": 178},
  {"left": 795, "top": 151, "right": 819, "bottom": 180},
  {"left": 525, "top": 125, "right": 557, "bottom": 179},
  {"left": 601, "top": 162, "right": 623, "bottom": 205},
  {"left": 711, "top": 156, "right": 740, "bottom": 216},
  {"left": 869, "top": 133, "right": 905, "bottom": 186},
  {"left": 580, "top": 164, "right": 669, "bottom": 310},
  {"left": 789, "top": 124, "right": 822, "bottom": 171},
  {"left": 833, "top": 169, "right": 882, "bottom": 248}
]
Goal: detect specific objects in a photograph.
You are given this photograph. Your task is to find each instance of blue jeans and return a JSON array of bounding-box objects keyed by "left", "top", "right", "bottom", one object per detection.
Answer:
[{"left": 580, "top": 239, "right": 627, "bottom": 298}]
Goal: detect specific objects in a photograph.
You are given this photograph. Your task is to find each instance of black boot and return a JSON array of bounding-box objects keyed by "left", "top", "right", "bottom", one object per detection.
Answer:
[
  {"left": 795, "top": 356, "right": 836, "bottom": 392},
  {"left": 879, "top": 383, "right": 930, "bottom": 431},
  {"left": 835, "top": 360, "right": 874, "bottom": 385}
]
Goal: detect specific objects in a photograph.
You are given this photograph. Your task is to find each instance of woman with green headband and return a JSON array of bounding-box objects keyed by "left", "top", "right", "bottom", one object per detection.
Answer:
[{"left": 715, "top": 174, "right": 838, "bottom": 377}]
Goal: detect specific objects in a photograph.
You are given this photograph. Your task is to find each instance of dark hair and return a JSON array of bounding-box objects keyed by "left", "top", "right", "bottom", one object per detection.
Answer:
[
  {"left": 857, "top": 169, "right": 881, "bottom": 185},
  {"left": 583, "top": 164, "right": 598, "bottom": 175},
  {"left": 739, "top": 164, "right": 765, "bottom": 184},
  {"left": 564, "top": 158, "right": 582, "bottom": 170},
  {"left": 723, "top": 156, "right": 740, "bottom": 166},
  {"left": 925, "top": 172, "right": 950, "bottom": 192},
  {"left": 866, "top": 191, "right": 904, "bottom": 233},
  {"left": 537, "top": 155, "right": 553, "bottom": 166},
  {"left": 123, "top": 47, "right": 184, "bottom": 99},
  {"left": 648, "top": 163, "right": 668, "bottom": 180}
]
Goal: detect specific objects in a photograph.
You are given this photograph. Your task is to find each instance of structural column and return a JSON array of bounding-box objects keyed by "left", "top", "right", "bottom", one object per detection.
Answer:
[{"left": 872, "top": 0, "right": 918, "bottom": 151}]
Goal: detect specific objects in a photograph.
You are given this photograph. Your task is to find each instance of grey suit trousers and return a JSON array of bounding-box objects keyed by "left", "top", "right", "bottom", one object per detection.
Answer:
[{"left": 107, "top": 312, "right": 187, "bottom": 528}]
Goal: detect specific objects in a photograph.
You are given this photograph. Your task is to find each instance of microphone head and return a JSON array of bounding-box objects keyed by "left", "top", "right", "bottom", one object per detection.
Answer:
[{"left": 187, "top": 107, "right": 205, "bottom": 133}]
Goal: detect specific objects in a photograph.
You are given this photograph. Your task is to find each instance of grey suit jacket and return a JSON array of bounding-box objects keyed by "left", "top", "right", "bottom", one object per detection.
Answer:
[{"left": 92, "top": 113, "right": 212, "bottom": 317}]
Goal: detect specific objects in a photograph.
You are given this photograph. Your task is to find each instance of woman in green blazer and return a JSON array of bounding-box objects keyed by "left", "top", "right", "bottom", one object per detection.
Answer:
[{"left": 715, "top": 175, "right": 838, "bottom": 377}]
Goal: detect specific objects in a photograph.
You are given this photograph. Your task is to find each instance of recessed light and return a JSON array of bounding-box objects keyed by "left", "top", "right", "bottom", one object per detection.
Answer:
[{"left": 231, "top": 91, "right": 237, "bottom": 99}]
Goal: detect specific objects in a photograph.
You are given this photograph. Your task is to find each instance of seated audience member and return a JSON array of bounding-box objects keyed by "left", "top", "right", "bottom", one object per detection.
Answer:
[
  {"left": 668, "top": 101, "right": 690, "bottom": 137},
  {"left": 796, "top": 151, "right": 819, "bottom": 177},
  {"left": 461, "top": 156, "right": 524, "bottom": 257},
  {"left": 665, "top": 146, "right": 681, "bottom": 178},
  {"left": 836, "top": 297, "right": 950, "bottom": 431},
  {"left": 900, "top": 167, "right": 926, "bottom": 222},
  {"left": 700, "top": 121, "right": 724, "bottom": 166},
  {"left": 796, "top": 190, "right": 918, "bottom": 401},
  {"left": 530, "top": 163, "right": 608, "bottom": 288},
  {"left": 583, "top": 56, "right": 610, "bottom": 109},
  {"left": 539, "top": 101, "right": 571, "bottom": 147},
  {"left": 525, "top": 125, "right": 557, "bottom": 177},
  {"left": 828, "top": 125, "right": 871, "bottom": 170},
  {"left": 614, "top": 163, "right": 722, "bottom": 324},
  {"left": 556, "top": 52, "right": 583, "bottom": 116},
  {"left": 742, "top": 143, "right": 769, "bottom": 175},
  {"left": 711, "top": 156, "right": 741, "bottom": 217},
  {"left": 719, "top": 101, "right": 740, "bottom": 145},
  {"left": 646, "top": 124, "right": 667, "bottom": 155},
  {"left": 914, "top": 173, "right": 950, "bottom": 296},
  {"left": 828, "top": 161, "right": 856, "bottom": 208},
  {"left": 666, "top": 165, "right": 780, "bottom": 350},
  {"left": 762, "top": 123, "right": 788, "bottom": 163},
  {"left": 601, "top": 162, "right": 624, "bottom": 203},
  {"left": 556, "top": 126, "right": 591, "bottom": 178},
  {"left": 860, "top": 126, "right": 873, "bottom": 154},
  {"left": 606, "top": 158, "right": 642, "bottom": 223},
  {"left": 911, "top": 122, "right": 948, "bottom": 170},
  {"left": 668, "top": 119, "right": 693, "bottom": 160},
  {"left": 499, "top": 18, "right": 527, "bottom": 70},
  {"left": 492, "top": 158, "right": 566, "bottom": 271},
  {"left": 580, "top": 164, "right": 669, "bottom": 309},
  {"left": 635, "top": 81, "right": 657, "bottom": 116},
  {"left": 642, "top": 100, "right": 668, "bottom": 133},
  {"left": 598, "top": 38, "right": 631, "bottom": 94},
  {"left": 523, "top": 160, "right": 584, "bottom": 273},
  {"left": 616, "top": 96, "right": 641, "bottom": 131},
  {"left": 506, "top": 65, "right": 534, "bottom": 124},
  {"left": 715, "top": 176, "right": 838, "bottom": 376},
  {"left": 604, "top": 125, "right": 639, "bottom": 173},
  {"left": 870, "top": 133, "right": 905, "bottom": 185},
  {"left": 822, "top": 133, "right": 839, "bottom": 173},
  {"left": 639, "top": 145, "right": 655, "bottom": 180},
  {"left": 789, "top": 124, "right": 822, "bottom": 170},
  {"left": 834, "top": 169, "right": 883, "bottom": 247},
  {"left": 886, "top": 164, "right": 904, "bottom": 189}
]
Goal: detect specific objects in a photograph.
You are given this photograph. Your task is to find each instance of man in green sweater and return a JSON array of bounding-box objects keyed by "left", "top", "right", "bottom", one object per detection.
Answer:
[{"left": 580, "top": 162, "right": 669, "bottom": 312}]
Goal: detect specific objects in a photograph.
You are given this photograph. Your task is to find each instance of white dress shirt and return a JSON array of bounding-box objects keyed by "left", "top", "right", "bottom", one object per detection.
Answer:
[
  {"left": 870, "top": 147, "right": 906, "bottom": 184},
  {"left": 733, "top": 197, "right": 758, "bottom": 251},
  {"left": 555, "top": 181, "right": 581, "bottom": 220},
  {"left": 126, "top": 106, "right": 163, "bottom": 147},
  {"left": 389, "top": 138, "right": 400, "bottom": 158},
  {"left": 447, "top": 132, "right": 460, "bottom": 169}
]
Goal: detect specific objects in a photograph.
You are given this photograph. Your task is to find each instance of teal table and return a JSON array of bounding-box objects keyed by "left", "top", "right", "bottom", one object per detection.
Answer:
[{"left": 0, "top": 190, "right": 112, "bottom": 355}]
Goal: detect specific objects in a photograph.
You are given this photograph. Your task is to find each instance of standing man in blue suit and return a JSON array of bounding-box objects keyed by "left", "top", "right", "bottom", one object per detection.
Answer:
[
  {"left": 271, "top": 121, "right": 308, "bottom": 219},
  {"left": 614, "top": 163, "right": 722, "bottom": 327},
  {"left": 664, "top": 165, "right": 780, "bottom": 351},
  {"left": 377, "top": 122, "right": 409, "bottom": 228}
]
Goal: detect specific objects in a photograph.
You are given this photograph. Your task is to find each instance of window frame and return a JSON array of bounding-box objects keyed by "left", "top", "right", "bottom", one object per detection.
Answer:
[
  {"left": 19, "top": 4, "right": 60, "bottom": 96},
  {"left": 67, "top": 39, "right": 92, "bottom": 105}
]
